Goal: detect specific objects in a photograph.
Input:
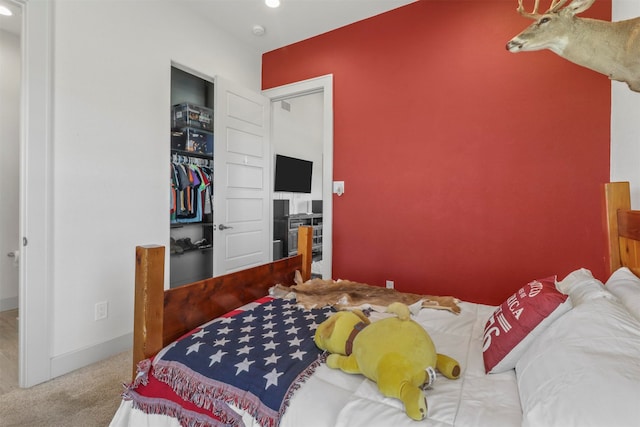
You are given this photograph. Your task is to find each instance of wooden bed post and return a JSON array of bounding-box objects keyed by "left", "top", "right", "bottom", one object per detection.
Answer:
[
  {"left": 298, "top": 226, "right": 313, "bottom": 281},
  {"left": 604, "top": 182, "right": 631, "bottom": 274},
  {"left": 133, "top": 245, "right": 165, "bottom": 379}
]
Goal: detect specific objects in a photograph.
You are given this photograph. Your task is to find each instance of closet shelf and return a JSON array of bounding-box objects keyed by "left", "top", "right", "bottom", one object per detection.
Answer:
[
  {"left": 171, "top": 149, "right": 212, "bottom": 160},
  {"left": 172, "top": 125, "right": 213, "bottom": 135},
  {"left": 171, "top": 222, "right": 214, "bottom": 229},
  {"left": 171, "top": 245, "right": 213, "bottom": 255}
]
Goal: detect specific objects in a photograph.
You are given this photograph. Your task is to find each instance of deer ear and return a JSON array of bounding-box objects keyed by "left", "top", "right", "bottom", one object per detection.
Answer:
[{"left": 566, "top": 0, "right": 595, "bottom": 15}]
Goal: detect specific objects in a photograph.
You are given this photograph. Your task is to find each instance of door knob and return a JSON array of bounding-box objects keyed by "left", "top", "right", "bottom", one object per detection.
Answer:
[{"left": 218, "top": 224, "right": 233, "bottom": 230}]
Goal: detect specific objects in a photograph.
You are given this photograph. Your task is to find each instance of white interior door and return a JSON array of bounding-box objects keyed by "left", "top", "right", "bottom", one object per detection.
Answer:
[
  {"left": 20, "top": 0, "right": 54, "bottom": 387},
  {"left": 213, "top": 76, "right": 271, "bottom": 274}
]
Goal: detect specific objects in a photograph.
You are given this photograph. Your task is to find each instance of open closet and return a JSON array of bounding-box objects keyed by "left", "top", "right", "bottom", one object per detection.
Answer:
[
  {"left": 169, "top": 66, "right": 272, "bottom": 286},
  {"left": 169, "top": 67, "right": 214, "bottom": 287}
]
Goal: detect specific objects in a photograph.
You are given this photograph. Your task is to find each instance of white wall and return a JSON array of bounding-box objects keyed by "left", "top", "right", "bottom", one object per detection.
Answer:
[
  {"left": 612, "top": 0, "right": 640, "bottom": 206},
  {"left": 272, "top": 93, "right": 324, "bottom": 214},
  {"left": 0, "top": 29, "right": 20, "bottom": 311},
  {"left": 49, "top": 0, "right": 261, "bottom": 373}
]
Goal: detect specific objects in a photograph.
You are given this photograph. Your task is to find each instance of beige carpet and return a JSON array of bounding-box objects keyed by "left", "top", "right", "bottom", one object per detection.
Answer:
[{"left": 0, "top": 350, "right": 132, "bottom": 427}]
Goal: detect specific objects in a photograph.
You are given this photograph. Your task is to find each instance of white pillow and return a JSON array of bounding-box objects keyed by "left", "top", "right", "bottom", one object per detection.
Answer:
[
  {"left": 605, "top": 267, "right": 640, "bottom": 322},
  {"left": 555, "top": 268, "right": 614, "bottom": 305},
  {"left": 516, "top": 296, "right": 640, "bottom": 427}
]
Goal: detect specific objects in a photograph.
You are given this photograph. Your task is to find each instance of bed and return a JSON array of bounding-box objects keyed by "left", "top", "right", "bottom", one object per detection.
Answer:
[{"left": 110, "top": 182, "right": 640, "bottom": 427}]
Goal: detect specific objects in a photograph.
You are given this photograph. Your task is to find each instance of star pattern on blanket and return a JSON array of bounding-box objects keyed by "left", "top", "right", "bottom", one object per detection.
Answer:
[
  {"left": 180, "top": 301, "right": 329, "bottom": 388},
  {"left": 153, "top": 298, "right": 335, "bottom": 426}
]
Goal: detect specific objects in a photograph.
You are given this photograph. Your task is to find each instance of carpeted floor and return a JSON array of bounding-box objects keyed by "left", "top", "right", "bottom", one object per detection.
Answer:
[
  {"left": 0, "top": 350, "right": 131, "bottom": 427},
  {"left": 0, "top": 309, "right": 19, "bottom": 396}
]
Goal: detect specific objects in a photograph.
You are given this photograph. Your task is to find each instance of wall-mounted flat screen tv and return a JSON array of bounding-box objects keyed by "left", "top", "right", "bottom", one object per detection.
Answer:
[{"left": 274, "top": 154, "right": 312, "bottom": 193}]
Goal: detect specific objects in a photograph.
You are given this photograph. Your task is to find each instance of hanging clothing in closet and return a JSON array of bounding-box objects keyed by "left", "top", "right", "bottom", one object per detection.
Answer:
[{"left": 170, "top": 160, "right": 213, "bottom": 224}]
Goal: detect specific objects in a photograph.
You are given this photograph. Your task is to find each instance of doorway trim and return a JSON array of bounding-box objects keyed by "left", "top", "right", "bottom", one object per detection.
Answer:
[
  {"left": 19, "top": 0, "right": 54, "bottom": 387},
  {"left": 263, "top": 74, "right": 334, "bottom": 279}
]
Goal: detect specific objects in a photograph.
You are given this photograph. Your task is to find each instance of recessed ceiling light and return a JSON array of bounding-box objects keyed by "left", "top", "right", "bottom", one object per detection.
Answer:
[
  {"left": 0, "top": 6, "right": 13, "bottom": 16},
  {"left": 265, "top": 0, "right": 280, "bottom": 8}
]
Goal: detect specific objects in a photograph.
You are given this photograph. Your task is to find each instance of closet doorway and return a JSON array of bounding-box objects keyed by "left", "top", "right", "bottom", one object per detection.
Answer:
[{"left": 264, "top": 75, "right": 334, "bottom": 279}]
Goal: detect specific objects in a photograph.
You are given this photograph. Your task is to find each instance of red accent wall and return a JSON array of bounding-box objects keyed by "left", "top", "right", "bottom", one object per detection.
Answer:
[{"left": 263, "top": 0, "right": 611, "bottom": 305}]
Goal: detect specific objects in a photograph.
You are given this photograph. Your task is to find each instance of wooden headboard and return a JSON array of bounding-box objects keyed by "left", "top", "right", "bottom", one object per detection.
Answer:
[
  {"left": 604, "top": 182, "right": 640, "bottom": 277},
  {"left": 132, "top": 226, "right": 314, "bottom": 378}
]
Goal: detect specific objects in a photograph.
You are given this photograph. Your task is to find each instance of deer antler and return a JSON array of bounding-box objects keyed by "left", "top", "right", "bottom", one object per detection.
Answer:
[
  {"left": 516, "top": 0, "right": 570, "bottom": 19},
  {"left": 549, "top": 0, "right": 570, "bottom": 12},
  {"left": 517, "top": 0, "right": 542, "bottom": 19}
]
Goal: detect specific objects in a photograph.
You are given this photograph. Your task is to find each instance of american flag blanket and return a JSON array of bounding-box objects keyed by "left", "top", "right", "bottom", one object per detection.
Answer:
[{"left": 146, "top": 297, "right": 334, "bottom": 427}]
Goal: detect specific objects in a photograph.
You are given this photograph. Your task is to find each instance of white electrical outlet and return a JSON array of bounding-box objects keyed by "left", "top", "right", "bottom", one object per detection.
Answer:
[
  {"left": 386, "top": 280, "right": 394, "bottom": 289},
  {"left": 95, "top": 301, "right": 108, "bottom": 321}
]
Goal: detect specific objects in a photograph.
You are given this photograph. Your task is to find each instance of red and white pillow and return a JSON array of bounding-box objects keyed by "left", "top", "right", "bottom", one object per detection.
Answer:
[{"left": 482, "top": 276, "right": 571, "bottom": 374}]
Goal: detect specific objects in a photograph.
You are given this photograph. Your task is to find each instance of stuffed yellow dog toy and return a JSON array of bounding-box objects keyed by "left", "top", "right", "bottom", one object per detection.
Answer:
[{"left": 314, "top": 302, "right": 460, "bottom": 421}]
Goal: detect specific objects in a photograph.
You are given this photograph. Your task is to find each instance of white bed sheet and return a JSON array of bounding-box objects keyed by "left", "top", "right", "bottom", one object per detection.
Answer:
[{"left": 110, "top": 301, "right": 522, "bottom": 427}]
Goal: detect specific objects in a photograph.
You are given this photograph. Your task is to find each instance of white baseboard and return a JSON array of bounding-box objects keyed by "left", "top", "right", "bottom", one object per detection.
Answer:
[
  {"left": 50, "top": 332, "right": 132, "bottom": 379},
  {"left": 0, "top": 296, "right": 18, "bottom": 311}
]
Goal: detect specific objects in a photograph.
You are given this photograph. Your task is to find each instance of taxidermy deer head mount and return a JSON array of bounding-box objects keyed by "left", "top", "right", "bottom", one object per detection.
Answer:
[{"left": 506, "top": 0, "right": 640, "bottom": 92}]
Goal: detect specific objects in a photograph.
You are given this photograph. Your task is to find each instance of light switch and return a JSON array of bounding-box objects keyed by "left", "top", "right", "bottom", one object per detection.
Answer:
[{"left": 333, "top": 181, "right": 345, "bottom": 196}]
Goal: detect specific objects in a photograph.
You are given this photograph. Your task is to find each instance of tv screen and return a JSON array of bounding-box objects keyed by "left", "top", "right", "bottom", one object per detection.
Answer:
[{"left": 274, "top": 154, "right": 312, "bottom": 193}]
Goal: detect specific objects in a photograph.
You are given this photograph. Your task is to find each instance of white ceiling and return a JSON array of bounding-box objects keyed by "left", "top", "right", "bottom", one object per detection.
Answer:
[
  {"left": 183, "top": 0, "right": 417, "bottom": 54},
  {"left": 0, "top": 0, "right": 417, "bottom": 53}
]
